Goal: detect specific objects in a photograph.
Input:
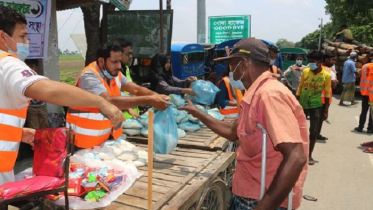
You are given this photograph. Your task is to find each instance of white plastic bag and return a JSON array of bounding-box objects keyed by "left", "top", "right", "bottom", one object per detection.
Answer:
[
  {"left": 177, "top": 128, "right": 187, "bottom": 138},
  {"left": 174, "top": 110, "right": 188, "bottom": 124},
  {"left": 53, "top": 155, "right": 141, "bottom": 209},
  {"left": 122, "top": 119, "right": 143, "bottom": 129},
  {"left": 123, "top": 128, "right": 141, "bottom": 136},
  {"left": 140, "top": 127, "right": 148, "bottom": 137},
  {"left": 188, "top": 114, "right": 200, "bottom": 123}
]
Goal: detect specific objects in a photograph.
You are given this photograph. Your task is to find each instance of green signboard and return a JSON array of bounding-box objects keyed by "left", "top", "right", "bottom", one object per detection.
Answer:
[
  {"left": 209, "top": 15, "right": 251, "bottom": 44},
  {"left": 106, "top": 10, "right": 173, "bottom": 58}
]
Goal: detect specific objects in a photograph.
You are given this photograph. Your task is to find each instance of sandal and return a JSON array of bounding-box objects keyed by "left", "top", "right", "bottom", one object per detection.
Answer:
[
  {"left": 360, "top": 141, "right": 373, "bottom": 147},
  {"left": 351, "top": 102, "right": 359, "bottom": 105},
  {"left": 308, "top": 158, "right": 315, "bottom": 165},
  {"left": 363, "top": 148, "right": 373, "bottom": 153}
]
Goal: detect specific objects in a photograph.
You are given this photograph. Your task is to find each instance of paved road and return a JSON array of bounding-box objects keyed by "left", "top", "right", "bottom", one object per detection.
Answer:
[{"left": 300, "top": 94, "right": 373, "bottom": 210}]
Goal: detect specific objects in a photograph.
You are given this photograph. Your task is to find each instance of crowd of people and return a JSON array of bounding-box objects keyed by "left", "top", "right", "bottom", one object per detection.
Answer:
[{"left": 2, "top": 5, "right": 373, "bottom": 210}]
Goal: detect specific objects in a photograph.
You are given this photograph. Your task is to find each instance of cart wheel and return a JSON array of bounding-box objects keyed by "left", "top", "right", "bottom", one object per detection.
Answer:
[{"left": 196, "top": 178, "right": 228, "bottom": 210}]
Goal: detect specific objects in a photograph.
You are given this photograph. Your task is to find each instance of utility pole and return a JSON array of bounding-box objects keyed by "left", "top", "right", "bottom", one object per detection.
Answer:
[
  {"left": 197, "top": 0, "right": 206, "bottom": 43},
  {"left": 318, "top": 18, "right": 323, "bottom": 51},
  {"left": 159, "top": 0, "right": 164, "bottom": 53}
]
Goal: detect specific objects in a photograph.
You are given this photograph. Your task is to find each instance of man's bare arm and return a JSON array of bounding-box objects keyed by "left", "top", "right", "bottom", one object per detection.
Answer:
[{"left": 254, "top": 143, "right": 307, "bottom": 210}]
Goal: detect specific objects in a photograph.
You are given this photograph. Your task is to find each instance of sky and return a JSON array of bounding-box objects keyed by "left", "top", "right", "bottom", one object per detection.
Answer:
[{"left": 57, "top": 0, "right": 331, "bottom": 51}]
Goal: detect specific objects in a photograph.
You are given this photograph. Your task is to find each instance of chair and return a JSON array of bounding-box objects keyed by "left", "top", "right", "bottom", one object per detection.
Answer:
[{"left": 0, "top": 128, "right": 75, "bottom": 210}]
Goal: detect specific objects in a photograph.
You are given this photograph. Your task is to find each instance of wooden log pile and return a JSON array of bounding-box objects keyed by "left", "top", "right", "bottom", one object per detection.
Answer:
[{"left": 322, "top": 39, "right": 372, "bottom": 75}]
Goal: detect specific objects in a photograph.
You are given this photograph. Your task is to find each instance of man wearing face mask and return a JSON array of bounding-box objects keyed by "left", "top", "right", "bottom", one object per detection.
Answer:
[
  {"left": 179, "top": 38, "right": 308, "bottom": 210},
  {"left": 339, "top": 51, "right": 358, "bottom": 106},
  {"left": 296, "top": 51, "right": 332, "bottom": 165},
  {"left": 0, "top": 6, "right": 123, "bottom": 185},
  {"left": 66, "top": 43, "right": 171, "bottom": 149},
  {"left": 283, "top": 55, "right": 306, "bottom": 95}
]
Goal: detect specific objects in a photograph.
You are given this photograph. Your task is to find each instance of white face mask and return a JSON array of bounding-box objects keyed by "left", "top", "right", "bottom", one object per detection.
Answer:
[
  {"left": 296, "top": 59, "right": 303, "bottom": 65},
  {"left": 229, "top": 61, "right": 246, "bottom": 90},
  {"left": 269, "top": 59, "right": 275, "bottom": 65}
]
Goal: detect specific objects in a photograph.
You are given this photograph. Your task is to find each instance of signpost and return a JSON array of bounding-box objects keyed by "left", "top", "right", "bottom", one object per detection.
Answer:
[
  {"left": 208, "top": 15, "right": 251, "bottom": 44},
  {"left": 0, "top": 0, "right": 51, "bottom": 59}
]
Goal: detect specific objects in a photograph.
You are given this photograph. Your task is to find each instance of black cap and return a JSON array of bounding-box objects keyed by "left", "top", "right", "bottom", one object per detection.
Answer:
[{"left": 214, "top": 37, "right": 271, "bottom": 64}]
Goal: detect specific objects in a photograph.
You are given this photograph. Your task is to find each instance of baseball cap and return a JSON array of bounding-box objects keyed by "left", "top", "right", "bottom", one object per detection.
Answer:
[
  {"left": 350, "top": 51, "right": 357, "bottom": 57},
  {"left": 214, "top": 37, "right": 271, "bottom": 64}
]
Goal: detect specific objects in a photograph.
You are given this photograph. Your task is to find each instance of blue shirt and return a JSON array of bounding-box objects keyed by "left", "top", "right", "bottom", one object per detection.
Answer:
[{"left": 342, "top": 58, "right": 357, "bottom": 83}]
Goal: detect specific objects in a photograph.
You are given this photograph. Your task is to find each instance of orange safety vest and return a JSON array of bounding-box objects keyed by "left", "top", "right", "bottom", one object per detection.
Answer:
[
  {"left": 321, "top": 65, "right": 334, "bottom": 104},
  {"left": 268, "top": 65, "right": 278, "bottom": 74},
  {"left": 66, "top": 62, "right": 123, "bottom": 149},
  {"left": 0, "top": 52, "right": 29, "bottom": 172},
  {"left": 360, "top": 63, "right": 373, "bottom": 96},
  {"left": 218, "top": 77, "right": 243, "bottom": 116}
]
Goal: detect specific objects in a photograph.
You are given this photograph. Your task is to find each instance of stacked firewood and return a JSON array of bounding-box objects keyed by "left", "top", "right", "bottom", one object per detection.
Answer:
[{"left": 322, "top": 39, "right": 373, "bottom": 75}]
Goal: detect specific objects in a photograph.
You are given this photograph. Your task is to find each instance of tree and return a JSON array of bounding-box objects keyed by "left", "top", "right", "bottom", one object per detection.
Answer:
[
  {"left": 276, "top": 38, "right": 295, "bottom": 48},
  {"left": 81, "top": 4, "right": 101, "bottom": 66},
  {"left": 325, "top": 0, "right": 373, "bottom": 45}
]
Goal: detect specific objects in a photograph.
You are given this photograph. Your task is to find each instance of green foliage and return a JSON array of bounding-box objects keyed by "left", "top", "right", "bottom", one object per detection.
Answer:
[
  {"left": 298, "top": 30, "right": 320, "bottom": 51},
  {"left": 60, "top": 76, "right": 76, "bottom": 85},
  {"left": 276, "top": 38, "right": 295, "bottom": 48},
  {"left": 59, "top": 55, "right": 84, "bottom": 61},
  {"left": 324, "top": 0, "right": 373, "bottom": 45}
]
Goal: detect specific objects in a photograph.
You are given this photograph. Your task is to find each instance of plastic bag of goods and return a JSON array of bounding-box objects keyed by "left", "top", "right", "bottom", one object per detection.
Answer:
[
  {"left": 188, "top": 114, "right": 200, "bottom": 123},
  {"left": 191, "top": 80, "right": 220, "bottom": 105},
  {"left": 195, "top": 104, "right": 208, "bottom": 114},
  {"left": 178, "top": 122, "right": 201, "bottom": 132},
  {"left": 123, "top": 129, "right": 141, "bottom": 136},
  {"left": 207, "top": 108, "right": 225, "bottom": 121},
  {"left": 177, "top": 128, "right": 187, "bottom": 138},
  {"left": 174, "top": 110, "right": 188, "bottom": 124},
  {"left": 140, "top": 127, "right": 148, "bottom": 137},
  {"left": 169, "top": 94, "right": 186, "bottom": 107},
  {"left": 153, "top": 107, "right": 178, "bottom": 154},
  {"left": 122, "top": 119, "right": 143, "bottom": 129}
]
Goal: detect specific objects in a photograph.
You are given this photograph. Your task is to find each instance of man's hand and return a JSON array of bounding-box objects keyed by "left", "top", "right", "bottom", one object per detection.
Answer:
[
  {"left": 99, "top": 101, "right": 123, "bottom": 126},
  {"left": 177, "top": 100, "right": 199, "bottom": 115},
  {"left": 22, "top": 128, "right": 35, "bottom": 147},
  {"left": 323, "top": 110, "right": 328, "bottom": 120},
  {"left": 187, "top": 76, "right": 197, "bottom": 83},
  {"left": 182, "top": 88, "right": 196, "bottom": 96},
  {"left": 128, "top": 108, "right": 140, "bottom": 118},
  {"left": 150, "top": 94, "right": 172, "bottom": 111}
]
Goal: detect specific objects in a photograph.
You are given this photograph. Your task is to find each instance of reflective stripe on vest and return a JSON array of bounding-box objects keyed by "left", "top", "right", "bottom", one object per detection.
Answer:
[
  {"left": 66, "top": 62, "right": 123, "bottom": 148},
  {"left": 0, "top": 52, "right": 27, "bottom": 172},
  {"left": 218, "top": 77, "right": 243, "bottom": 115},
  {"left": 360, "top": 64, "right": 373, "bottom": 96}
]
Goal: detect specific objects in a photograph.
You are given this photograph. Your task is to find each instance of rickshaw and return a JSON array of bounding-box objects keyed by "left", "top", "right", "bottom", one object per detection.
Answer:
[{"left": 171, "top": 43, "right": 206, "bottom": 79}]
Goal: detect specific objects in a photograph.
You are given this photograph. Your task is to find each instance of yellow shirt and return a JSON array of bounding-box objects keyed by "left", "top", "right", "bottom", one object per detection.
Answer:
[{"left": 336, "top": 29, "right": 353, "bottom": 40}]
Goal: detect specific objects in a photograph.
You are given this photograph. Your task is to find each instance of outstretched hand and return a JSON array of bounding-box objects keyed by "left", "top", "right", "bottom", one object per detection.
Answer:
[{"left": 177, "top": 100, "right": 198, "bottom": 115}]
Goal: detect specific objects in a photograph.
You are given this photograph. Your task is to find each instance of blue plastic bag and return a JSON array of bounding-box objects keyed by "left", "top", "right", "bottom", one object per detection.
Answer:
[
  {"left": 191, "top": 80, "right": 220, "bottom": 105},
  {"left": 169, "top": 94, "right": 186, "bottom": 107},
  {"left": 207, "top": 108, "right": 225, "bottom": 121},
  {"left": 178, "top": 122, "right": 201, "bottom": 132},
  {"left": 153, "top": 107, "right": 179, "bottom": 154}
]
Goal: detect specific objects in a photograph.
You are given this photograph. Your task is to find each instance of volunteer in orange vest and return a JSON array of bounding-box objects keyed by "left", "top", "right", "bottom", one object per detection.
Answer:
[
  {"left": 66, "top": 43, "right": 171, "bottom": 149},
  {"left": 318, "top": 52, "right": 338, "bottom": 140},
  {"left": 217, "top": 69, "right": 243, "bottom": 118},
  {"left": 355, "top": 62, "right": 373, "bottom": 133},
  {"left": 0, "top": 6, "right": 122, "bottom": 185}
]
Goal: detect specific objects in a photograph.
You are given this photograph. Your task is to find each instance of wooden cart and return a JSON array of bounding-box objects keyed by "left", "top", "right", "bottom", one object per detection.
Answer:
[{"left": 107, "top": 120, "right": 237, "bottom": 210}]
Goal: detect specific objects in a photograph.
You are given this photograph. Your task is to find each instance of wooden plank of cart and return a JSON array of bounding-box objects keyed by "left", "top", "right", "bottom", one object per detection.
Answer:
[{"left": 105, "top": 119, "right": 237, "bottom": 210}]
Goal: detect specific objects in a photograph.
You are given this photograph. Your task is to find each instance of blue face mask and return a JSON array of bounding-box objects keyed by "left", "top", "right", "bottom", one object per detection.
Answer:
[
  {"left": 309, "top": 63, "right": 318, "bottom": 71},
  {"left": 102, "top": 65, "right": 114, "bottom": 80},
  {"left": 6, "top": 34, "right": 29, "bottom": 61},
  {"left": 229, "top": 61, "right": 246, "bottom": 90}
]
